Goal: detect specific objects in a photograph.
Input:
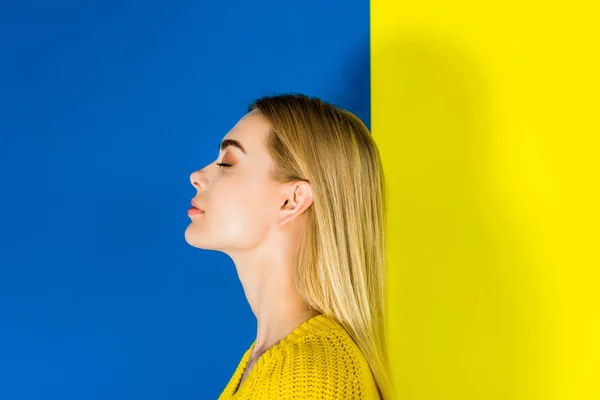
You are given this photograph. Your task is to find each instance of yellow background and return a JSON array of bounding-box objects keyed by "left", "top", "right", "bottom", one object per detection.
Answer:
[{"left": 371, "top": 2, "right": 599, "bottom": 399}]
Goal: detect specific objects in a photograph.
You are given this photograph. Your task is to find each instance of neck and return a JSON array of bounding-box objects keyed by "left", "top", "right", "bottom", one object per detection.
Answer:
[
  {"left": 236, "top": 259, "right": 317, "bottom": 357},
  {"left": 251, "top": 277, "right": 317, "bottom": 357}
]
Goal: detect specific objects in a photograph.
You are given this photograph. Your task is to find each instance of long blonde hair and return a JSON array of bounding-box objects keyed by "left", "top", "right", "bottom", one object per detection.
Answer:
[{"left": 249, "top": 93, "right": 395, "bottom": 400}]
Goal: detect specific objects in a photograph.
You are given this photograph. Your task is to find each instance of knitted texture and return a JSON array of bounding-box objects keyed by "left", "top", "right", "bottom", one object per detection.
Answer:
[{"left": 217, "top": 313, "right": 380, "bottom": 399}]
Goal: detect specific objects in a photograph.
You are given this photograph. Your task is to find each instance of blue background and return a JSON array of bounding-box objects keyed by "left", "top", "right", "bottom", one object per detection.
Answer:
[{"left": 0, "top": 1, "right": 369, "bottom": 398}]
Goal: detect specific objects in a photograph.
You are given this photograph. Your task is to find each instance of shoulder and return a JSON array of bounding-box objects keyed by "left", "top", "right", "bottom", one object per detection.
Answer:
[
  {"left": 290, "top": 329, "right": 364, "bottom": 372},
  {"left": 282, "top": 328, "right": 380, "bottom": 399}
]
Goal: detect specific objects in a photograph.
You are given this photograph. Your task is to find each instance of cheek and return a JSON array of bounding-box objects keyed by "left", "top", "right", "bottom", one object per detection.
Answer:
[{"left": 206, "top": 181, "right": 275, "bottom": 247}]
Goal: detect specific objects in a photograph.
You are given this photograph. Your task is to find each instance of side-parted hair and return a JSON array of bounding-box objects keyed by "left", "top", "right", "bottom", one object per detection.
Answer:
[{"left": 248, "top": 93, "right": 395, "bottom": 400}]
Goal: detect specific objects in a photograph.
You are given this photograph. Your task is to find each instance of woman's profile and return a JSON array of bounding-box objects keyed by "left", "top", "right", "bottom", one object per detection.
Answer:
[{"left": 186, "top": 94, "right": 394, "bottom": 400}]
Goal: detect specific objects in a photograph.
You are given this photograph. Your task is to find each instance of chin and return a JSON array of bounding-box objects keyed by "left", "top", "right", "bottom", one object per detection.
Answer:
[{"left": 184, "top": 226, "right": 204, "bottom": 248}]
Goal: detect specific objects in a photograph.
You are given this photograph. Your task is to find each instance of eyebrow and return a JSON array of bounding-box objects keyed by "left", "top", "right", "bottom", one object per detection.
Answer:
[{"left": 219, "top": 139, "right": 246, "bottom": 155}]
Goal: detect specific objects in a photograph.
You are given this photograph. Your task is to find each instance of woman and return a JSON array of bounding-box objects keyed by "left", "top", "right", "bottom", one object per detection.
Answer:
[{"left": 186, "top": 94, "right": 394, "bottom": 399}]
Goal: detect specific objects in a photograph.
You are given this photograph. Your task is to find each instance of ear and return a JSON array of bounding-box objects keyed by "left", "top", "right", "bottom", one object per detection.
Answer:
[{"left": 278, "top": 180, "right": 313, "bottom": 227}]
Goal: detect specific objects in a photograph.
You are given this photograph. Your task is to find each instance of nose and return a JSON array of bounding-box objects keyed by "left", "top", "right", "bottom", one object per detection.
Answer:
[{"left": 189, "top": 169, "right": 206, "bottom": 189}]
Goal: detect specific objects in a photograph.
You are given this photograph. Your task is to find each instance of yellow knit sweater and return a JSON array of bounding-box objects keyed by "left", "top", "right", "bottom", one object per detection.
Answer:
[{"left": 217, "top": 313, "right": 381, "bottom": 399}]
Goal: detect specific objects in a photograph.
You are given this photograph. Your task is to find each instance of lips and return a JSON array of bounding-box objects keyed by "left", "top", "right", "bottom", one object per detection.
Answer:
[{"left": 191, "top": 199, "right": 204, "bottom": 212}]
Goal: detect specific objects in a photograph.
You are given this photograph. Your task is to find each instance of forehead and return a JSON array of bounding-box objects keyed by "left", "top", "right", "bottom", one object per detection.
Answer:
[{"left": 221, "top": 110, "right": 271, "bottom": 154}]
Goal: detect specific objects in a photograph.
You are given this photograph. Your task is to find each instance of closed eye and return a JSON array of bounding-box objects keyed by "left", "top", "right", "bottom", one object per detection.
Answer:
[{"left": 216, "top": 162, "right": 232, "bottom": 168}]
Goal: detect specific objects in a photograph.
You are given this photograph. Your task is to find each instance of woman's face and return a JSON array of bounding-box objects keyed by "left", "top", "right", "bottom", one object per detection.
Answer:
[{"left": 185, "top": 110, "right": 283, "bottom": 252}]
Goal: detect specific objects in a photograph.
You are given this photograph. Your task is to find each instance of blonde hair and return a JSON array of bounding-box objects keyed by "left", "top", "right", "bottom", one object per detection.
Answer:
[{"left": 248, "top": 93, "right": 395, "bottom": 400}]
